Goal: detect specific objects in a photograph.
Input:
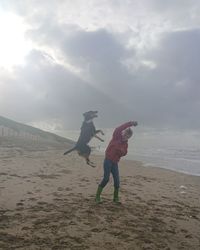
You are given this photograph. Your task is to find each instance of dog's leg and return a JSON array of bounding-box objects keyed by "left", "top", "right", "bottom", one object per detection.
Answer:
[
  {"left": 78, "top": 152, "right": 96, "bottom": 167},
  {"left": 86, "top": 159, "right": 96, "bottom": 168},
  {"left": 94, "top": 134, "right": 104, "bottom": 142},
  {"left": 95, "top": 129, "right": 104, "bottom": 135},
  {"left": 94, "top": 130, "right": 104, "bottom": 142},
  {"left": 85, "top": 156, "right": 96, "bottom": 167}
]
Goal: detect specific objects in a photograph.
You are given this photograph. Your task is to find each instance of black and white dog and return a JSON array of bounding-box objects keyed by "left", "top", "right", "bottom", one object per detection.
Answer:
[{"left": 64, "top": 111, "right": 104, "bottom": 167}]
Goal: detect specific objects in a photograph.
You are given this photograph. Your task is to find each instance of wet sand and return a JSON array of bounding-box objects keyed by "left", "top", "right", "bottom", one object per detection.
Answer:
[{"left": 0, "top": 147, "right": 200, "bottom": 250}]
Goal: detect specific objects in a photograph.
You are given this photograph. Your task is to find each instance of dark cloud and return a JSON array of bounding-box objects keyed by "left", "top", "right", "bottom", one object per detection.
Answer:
[{"left": 132, "top": 29, "right": 200, "bottom": 128}]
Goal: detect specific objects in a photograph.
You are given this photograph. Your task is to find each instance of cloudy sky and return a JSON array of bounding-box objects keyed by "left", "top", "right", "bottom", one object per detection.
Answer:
[{"left": 0, "top": 0, "right": 200, "bottom": 131}]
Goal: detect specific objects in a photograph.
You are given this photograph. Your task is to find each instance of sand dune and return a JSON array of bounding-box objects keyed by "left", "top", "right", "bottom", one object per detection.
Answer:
[{"left": 0, "top": 146, "right": 200, "bottom": 249}]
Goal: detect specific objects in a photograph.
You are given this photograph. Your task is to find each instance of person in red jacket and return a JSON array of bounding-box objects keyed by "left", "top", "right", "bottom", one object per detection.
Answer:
[{"left": 95, "top": 121, "right": 138, "bottom": 203}]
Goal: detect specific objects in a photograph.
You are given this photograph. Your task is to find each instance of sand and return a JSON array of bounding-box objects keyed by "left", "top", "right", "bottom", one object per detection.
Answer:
[{"left": 0, "top": 146, "right": 200, "bottom": 250}]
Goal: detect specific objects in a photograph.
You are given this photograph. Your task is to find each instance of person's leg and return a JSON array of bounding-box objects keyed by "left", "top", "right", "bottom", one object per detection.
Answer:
[
  {"left": 111, "top": 163, "right": 120, "bottom": 202},
  {"left": 95, "top": 159, "right": 112, "bottom": 203},
  {"left": 99, "top": 159, "right": 112, "bottom": 188}
]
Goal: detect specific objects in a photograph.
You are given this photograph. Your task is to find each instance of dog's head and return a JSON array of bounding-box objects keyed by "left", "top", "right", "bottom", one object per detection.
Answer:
[{"left": 83, "top": 111, "right": 98, "bottom": 121}]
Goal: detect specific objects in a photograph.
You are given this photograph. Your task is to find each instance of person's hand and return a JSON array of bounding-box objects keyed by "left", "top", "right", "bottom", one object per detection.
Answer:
[{"left": 132, "top": 121, "right": 138, "bottom": 126}]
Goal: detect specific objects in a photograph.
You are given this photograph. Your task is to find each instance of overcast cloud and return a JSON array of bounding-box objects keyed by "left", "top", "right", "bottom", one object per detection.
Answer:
[{"left": 0, "top": 0, "right": 200, "bottom": 130}]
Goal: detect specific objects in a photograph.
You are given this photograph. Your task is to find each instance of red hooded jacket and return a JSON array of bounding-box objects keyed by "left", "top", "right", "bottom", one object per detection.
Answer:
[{"left": 105, "top": 121, "right": 134, "bottom": 163}]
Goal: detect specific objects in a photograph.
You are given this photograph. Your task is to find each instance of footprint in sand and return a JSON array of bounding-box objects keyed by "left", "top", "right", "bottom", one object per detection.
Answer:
[
  {"left": 52, "top": 192, "right": 63, "bottom": 197},
  {"left": 34, "top": 189, "right": 41, "bottom": 193},
  {"left": 37, "top": 201, "right": 48, "bottom": 206},
  {"left": 80, "top": 177, "right": 90, "bottom": 182},
  {"left": 185, "top": 234, "right": 193, "bottom": 239},
  {"left": 0, "top": 173, "right": 8, "bottom": 176},
  {"left": 21, "top": 226, "right": 31, "bottom": 230},
  {"left": 91, "top": 228, "right": 104, "bottom": 233},
  {"left": 59, "top": 169, "right": 72, "bottom": 174},
  {"left": 16, "top": 202, "right": 24, "bottom": 206},
  {"left": 36, "top": 174, "right": 61, "bottom": 179},
  {"left": 16, "top": 206, "right": 24, "bottom": 211},
  {"left": 28, "top": 197, "right": 37, "bottom": 201}
]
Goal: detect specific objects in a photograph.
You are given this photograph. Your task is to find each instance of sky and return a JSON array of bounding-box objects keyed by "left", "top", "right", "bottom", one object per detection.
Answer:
[{"left": 0, "top": 0, "right": 200, "bottom": 132}]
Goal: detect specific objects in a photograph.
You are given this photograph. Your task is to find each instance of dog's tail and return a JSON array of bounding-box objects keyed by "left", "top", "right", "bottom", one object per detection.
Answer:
[{"left": 63, "top": 146, "right": 76, "bottom": 155}]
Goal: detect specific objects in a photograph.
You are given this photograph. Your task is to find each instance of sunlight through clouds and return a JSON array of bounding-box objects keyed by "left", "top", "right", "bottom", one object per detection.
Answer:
[{"left": 0, "top": 11, "right": 32, "bottom": 68}]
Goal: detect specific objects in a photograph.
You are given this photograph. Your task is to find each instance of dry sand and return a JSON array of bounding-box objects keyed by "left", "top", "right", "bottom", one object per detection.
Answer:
[{"left": 0, "top": 146, "right": 200, "bottom": 250}]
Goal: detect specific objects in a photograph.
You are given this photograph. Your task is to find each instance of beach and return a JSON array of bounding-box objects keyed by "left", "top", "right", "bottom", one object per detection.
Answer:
[{"left": 0, "top": 147, "right": 200, "bottom": 250}]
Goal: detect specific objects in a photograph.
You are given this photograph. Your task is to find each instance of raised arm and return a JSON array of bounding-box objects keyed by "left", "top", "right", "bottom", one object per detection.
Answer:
[{"left": 112, "top": 121, "right": 137, "bottom": 140}]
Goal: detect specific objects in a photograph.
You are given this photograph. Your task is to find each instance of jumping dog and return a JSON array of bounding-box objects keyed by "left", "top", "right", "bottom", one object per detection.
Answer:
[{"left": 64, "top": 111, "right": 104, "bottom": 167}]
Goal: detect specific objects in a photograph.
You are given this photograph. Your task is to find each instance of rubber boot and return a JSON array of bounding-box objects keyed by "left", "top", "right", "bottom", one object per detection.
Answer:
[
  {"left": 95, "top": 186, "right": 103, "bottom": 203},
  {"left": 113, "top": 187, "right": 120, "bottom": 203}
]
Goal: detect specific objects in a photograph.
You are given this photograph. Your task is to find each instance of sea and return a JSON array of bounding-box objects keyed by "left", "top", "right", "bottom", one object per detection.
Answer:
[{"left": 57, "top": 127, "right": 200, "bottom": 176}]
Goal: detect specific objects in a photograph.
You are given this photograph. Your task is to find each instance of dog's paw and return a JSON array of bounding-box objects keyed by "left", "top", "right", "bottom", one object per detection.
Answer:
[{"left": 87, "top": 161, "right": 96, "bottom": 168}]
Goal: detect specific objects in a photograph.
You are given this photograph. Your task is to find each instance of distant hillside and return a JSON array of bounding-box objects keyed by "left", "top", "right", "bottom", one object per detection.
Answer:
[{"left": 0, "top": 116, "right": 74, "bottom": 150}]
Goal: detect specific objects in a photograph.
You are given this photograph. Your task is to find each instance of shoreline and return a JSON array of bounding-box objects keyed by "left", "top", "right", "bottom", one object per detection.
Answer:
[{"left": 95, "top": 150, "right": 200, "bottom": 177}]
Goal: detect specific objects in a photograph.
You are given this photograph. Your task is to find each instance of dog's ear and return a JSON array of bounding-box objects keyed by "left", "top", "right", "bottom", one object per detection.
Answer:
[
  {"left": 83, "top": 112, "right": 88, "bottom": 117},
  {"left": 83, "top": 111, "right": 92, "bottom": 121}
]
